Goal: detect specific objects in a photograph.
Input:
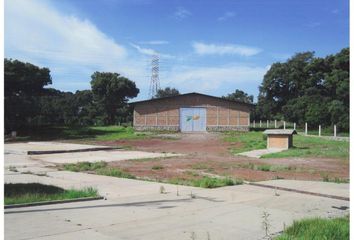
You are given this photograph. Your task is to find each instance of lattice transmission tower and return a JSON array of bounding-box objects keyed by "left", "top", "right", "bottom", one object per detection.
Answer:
[{"left": 149, "top": 54, "right": 160, "bottom": 98}]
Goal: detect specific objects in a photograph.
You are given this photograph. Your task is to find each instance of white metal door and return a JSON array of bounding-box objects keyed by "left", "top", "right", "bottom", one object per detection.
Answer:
[{"left": 180, "top": 108, "right": 206, "bottom": 132}]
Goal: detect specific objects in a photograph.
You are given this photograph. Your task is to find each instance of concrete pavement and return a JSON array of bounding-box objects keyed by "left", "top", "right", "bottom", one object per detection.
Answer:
[
  {"left": 4, "top": 141, "right": 350, "bottom": 240},
  {"left": 237, "top": 148, "right": 284, "bottom": 158}
]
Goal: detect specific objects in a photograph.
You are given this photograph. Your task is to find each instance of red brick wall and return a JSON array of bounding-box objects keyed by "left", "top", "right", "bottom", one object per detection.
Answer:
[{"left": 133, "top": 94, "right": 251, "bottom": 128}]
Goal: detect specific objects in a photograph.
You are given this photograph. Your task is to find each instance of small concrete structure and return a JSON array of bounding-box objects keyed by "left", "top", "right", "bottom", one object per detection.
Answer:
[{"left": 263, "top": 129, "right": 297, "bottom": 149}]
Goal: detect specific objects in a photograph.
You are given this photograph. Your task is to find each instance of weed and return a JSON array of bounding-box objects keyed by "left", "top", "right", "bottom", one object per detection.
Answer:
[
  {"left": 96, "top": 168, "right": 135, "bottom": 179},
  {"left": 152, "top": 165, "right": 164, "bottom": 170},
  {"left": 191, "top": 177, "right": 243, "bottom": 188},
  {"left": 185, "top": 170, "right": 200, "bottom": 177},
  {"left": 321, "top": 175, "right": 349, "bottom": 183},
  {"left": 262, "top": 211, "right": 271, "bottom": 240},
  {"left": 159, "top": 185, "right": 166, "bottom": 194},
  {"left": 191, "top": 163, "right": 209, "bottom": 170},
  {"left": 322, "top": 174, "right": 330, "bottom": 182},
  {"left": 257, "top": 165, "right": 271, "bottom": 172}
]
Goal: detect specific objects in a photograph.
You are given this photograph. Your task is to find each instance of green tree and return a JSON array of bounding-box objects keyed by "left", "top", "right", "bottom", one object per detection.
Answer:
[
  {"left": 223, "top": 89, "right": 254, "bottom": 104},
  {"left": 5, "top": 59, "right": 52, "bottom": 131},
  {"left": 154, "top": 87, "right": 180, "bottom": 98},
  {"left": 90, "top": 72, "right": 139, "bottom": 125},
  {"left": 256, "top": 48, "right": 349, "bottom": 130}
]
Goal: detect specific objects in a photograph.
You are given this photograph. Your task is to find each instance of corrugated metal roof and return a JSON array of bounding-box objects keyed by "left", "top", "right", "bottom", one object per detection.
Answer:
[
  {"left": 263, "top": 129, "right": 297, "bottom": 135},
  {"left": 130, "top": 92, "right": 255, "bottom": 107}
]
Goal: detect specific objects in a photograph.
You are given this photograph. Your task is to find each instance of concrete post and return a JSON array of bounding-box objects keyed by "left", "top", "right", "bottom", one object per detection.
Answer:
[
  {"left": 319, "top": 125, "right": 321, "bottom": 136},
  {"left": 293, "top": 122, "right": 296, "bottom": 130},
  {"left": 283, "top": 121, "right": 286, "bottom": 130},
  {"left": 305, "top": 122, "right": 308, "bottom": 135},
  {"left": 267, "top": 120, "right": 269, "bottom": 128},
  {"left": 275, "top": 120, "right": 277, "bottom": 128},
  {"left": 253, "top": 120, "right": 255, "bottom": 128},
  {"left": 260, "top": 120, "right": 262, "bottom": 127},
  {"left": 334, "top": 125, "right": 337, "bottom": 137}
]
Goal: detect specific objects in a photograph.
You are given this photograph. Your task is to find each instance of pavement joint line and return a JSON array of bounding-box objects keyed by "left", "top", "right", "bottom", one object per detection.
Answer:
[
  {"left": 27, "top": 147, "right": 122, "bottom": 155},
  {"left": 248, "top": 182, "right": 349, "bottom": 201},
  {"left": 5, "top": 196, "right": 105, "bottom": 209}
]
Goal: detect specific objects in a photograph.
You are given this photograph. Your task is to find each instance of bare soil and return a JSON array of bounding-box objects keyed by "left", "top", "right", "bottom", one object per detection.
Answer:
[{"left": 99, "top": 133, "right": 349, "bottom": 182}]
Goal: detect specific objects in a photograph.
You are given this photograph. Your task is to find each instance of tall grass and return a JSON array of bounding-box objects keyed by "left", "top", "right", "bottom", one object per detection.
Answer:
[
  {"left": 275, "top": 216, "right": 349, "bottom": 240},
  {"left": 5, "top": 183, "right": 98, "bottom": 205}
]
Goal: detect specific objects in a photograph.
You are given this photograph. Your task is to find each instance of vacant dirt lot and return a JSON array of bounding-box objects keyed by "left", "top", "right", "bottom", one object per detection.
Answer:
[{"left": 98, "top": 133, "right": 349, "bottom": 182}]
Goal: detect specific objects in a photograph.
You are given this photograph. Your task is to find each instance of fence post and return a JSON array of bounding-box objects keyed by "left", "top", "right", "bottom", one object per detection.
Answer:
[
  {"left": 253, "top": 120, "right": 256, "bottom": 128},
  {"left": 275, "top": 120, "right": 277, "bottom": 128},
  {"left": 260, "top": 120, "right": 262, "bottom": 128},
  {"left": 267, "top": 120, "right": 269, "bottom": 128},
  {"left": 305, "top": 122, "right": 308, "bottom": 135},
  {"left": 334, "top": 125, "right": 337, "bottom": 137},
  {"left": 319, "top": 125, "right": 321, "bottom": 136},
  {"left": 283, "top": 121, "right": 286, "bottom": 130},
  {"left": 294, "top": 123, "right": 296, "bottom": 130}
]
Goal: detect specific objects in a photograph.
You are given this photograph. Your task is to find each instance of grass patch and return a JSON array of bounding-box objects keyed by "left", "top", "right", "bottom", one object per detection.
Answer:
[
  {"left": 168, "top": 176, "right": 243, "bottom": 188},
  {"left": 224, "top": 131, "right": 266, "bottom": 154},
  {"left": 225, "top": 131, "right": 349, "bottom": 159},
  {"left": 63, "top": 161, "right": 135, "bottom": 179},
  {"left": 96, "top": 167, "right": 136, "bottom": 179},
  {"left": 257, "top": 164, "right": 271, "bottom": 171},
  {"left": 275, "top": 216, "right": 349, "bottom": 240},
  {"left": 63, "top": 161, "right": 108, "bottom": 172},
  {"left": 5, "top": 183, "right": 98, "bottom": 205},
  {"left": 236, "top": 163, "right": 296, "bottom": 172},
  {"left": 63, "top": 162, "right": 242, "bottom": 188},
  {"left": 7, "top": 125, "right": 150, "bottom": 142},
  {"left": 262, "top": 135, "right": 349, "bottom": 159},
  {"left": 322, "top": 174, "right": 349, "bottom": 183}
]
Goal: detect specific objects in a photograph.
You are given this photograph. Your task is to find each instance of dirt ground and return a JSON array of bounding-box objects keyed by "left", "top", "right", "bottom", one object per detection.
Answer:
[{"left": 98, "top": 133, "right": 349, "bottom": 182}]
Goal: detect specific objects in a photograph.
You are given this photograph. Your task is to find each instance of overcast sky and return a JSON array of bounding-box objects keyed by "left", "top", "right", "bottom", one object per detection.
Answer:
[{"left": 5, "top": 0, "right": 349, "bottom": 101}]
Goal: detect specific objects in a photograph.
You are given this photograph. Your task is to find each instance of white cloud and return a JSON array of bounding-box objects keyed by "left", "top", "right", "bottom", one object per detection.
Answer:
[
  {"left": 139, "top": 40, "right": 169, "bottom": 45},
  {"left": 130, "top": 43, "right": 175, "bottom": 59},
  {"left": 218, "top": 11, "right": 236, "bottom": 21},
  {"left": 174, "top": 7, "right": 191, "bottom": 21},
  {"left": 193, "top": 42, "right": 262, "bottom": 57},
  {"left": 4, "top": 0, "right": 147, "bottom": 91},
  {"left": 130, "top": 43, "right": 158, "bottom": 55},
  {"left": 163, "top": 64, "right": 268, "bottom": 93}
]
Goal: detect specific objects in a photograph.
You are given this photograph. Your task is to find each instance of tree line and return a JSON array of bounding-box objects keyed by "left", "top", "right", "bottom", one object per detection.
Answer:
[
  {"left": 4, "top": 47, "right": 349, "bottom": 132},
  {"left": 255, "top": 47, "right": 349, "bottom": 131},
  {"left": 5, "top": 59, "right": 139, "bottom": 132}
]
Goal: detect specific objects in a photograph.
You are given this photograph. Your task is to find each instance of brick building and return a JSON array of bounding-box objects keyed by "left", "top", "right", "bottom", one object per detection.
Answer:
[{"left": 131, "top": 92, "right": 253, "bottom": 132}]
